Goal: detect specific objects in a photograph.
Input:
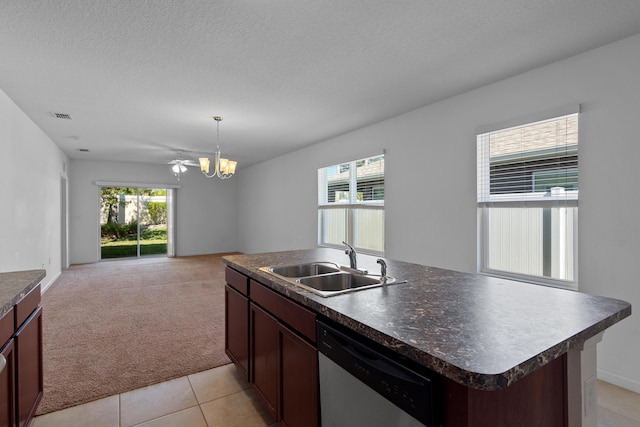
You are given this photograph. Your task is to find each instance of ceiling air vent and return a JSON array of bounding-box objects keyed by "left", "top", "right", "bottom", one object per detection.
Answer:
[
  {"left": 51, "top": 112, "right": 72, "bottom": 120},
  {"left": 79, "top": 149, "right": 89, "bottom": 152}
]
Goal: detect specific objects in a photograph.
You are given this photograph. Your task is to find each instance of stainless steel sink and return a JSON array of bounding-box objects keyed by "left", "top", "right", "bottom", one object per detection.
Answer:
[
  {"left": 259, "top": 262, "right": 401, "bottom": 297},
  {"left": 297, "top": 272, "right": 380, "bottom": 290},
  {"left": 263, "top": 262, "right": 340, "bottom": 278}
]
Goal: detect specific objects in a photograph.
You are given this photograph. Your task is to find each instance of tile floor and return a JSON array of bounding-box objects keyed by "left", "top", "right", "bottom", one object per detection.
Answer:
[
  {"left": 33, "top": 364, "right": 277, "bottom": 427},
  {"left": 33, "top": 367, "right": 640, "bottom": 427},
  {"left": 598, "top": 380, "right": 640, "bottom": 427}
]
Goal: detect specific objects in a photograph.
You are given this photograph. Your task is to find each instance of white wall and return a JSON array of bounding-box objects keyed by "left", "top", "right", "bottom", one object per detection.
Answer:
[
  {"left": 237, "top": 140, "right": 387, "bottom": 254},
  {"left": 0, "top": 88, "right": 69, "bottom": 291},
  {"left": 237, "top": 34, "right": 640, "bottom": 391},
  {"left": 69, "top": 160, "right": 238, "bottom": 264}
]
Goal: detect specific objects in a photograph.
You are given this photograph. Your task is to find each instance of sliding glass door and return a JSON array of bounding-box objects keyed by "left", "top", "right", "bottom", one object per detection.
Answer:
[{"left": 99, "top": 187, "right": 168, "bottom": 259}]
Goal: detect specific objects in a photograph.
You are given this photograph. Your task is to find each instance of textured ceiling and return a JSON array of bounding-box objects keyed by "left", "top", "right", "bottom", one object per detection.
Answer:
[{"left": 2, "top": 1, "right": 640, "bottom": 169}]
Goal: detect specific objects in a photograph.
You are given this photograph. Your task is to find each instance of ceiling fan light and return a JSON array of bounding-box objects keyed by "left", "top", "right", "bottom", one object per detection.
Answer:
[{"left": 171, "top": 164, "right": 181, "bottom": 174}]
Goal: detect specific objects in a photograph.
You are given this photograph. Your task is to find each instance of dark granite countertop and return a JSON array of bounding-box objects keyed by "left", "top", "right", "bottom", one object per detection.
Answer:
[
  {"left": 223, "top": 249, "right": 631, "bottom": 391},
  {"left": 0, "top": 270, "right": 45, "bottom": 319}
]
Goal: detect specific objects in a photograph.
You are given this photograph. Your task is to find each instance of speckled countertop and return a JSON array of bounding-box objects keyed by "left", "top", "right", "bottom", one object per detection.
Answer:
[
  {"left": 223, "top": 249, "right": 631, "bottom": 391},
  {"left": 0, "top": 270, "right": 45, "bottom": 318}
]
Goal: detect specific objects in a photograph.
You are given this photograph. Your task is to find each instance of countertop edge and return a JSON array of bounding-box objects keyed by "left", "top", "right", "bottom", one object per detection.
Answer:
[{"left": 0, "top": 269, "right": 46, "bottom": 318}]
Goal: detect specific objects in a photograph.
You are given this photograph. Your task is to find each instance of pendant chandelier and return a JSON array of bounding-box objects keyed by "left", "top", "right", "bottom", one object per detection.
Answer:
[{"left": 199, "top": 116, "right": 237, "bottom": 179}]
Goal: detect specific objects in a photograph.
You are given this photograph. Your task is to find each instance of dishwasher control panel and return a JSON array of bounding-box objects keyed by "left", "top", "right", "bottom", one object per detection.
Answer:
[{"left": 317, "top": 320, "right": 439, "bottom": 426}]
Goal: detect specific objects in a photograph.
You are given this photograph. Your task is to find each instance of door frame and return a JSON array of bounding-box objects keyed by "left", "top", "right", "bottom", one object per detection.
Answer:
[{"left": 96, "top": 181, "right": 179, "bottom": 260}]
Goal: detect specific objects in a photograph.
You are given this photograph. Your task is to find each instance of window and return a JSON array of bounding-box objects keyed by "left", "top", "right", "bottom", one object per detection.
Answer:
[
  {"left": 477, "top": 112, "right": 578, "bottom": 287},
  {"left": 318, "top": 154, "right": 384, "bottom": 254}
]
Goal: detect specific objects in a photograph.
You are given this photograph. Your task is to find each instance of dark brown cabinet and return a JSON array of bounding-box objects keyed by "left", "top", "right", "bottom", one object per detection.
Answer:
[
  {"left": 14, "top": 307, "right": 43, "bottom": 427},
  {"left": 250, "top": 302, "right": 319, "bottom": 427},
  {"left": 224, "top": 267, "right": 319, "bottom": 427},
  {"left": 225, "top": 286, "right": 249, "bottom": 379},
  {"left": 250, "top": 280, "right": 319, "bottom": 427},
  {"left": 279, "top": 323, "right": 318, "bottom": 427},
  {"left": 250, "top": 303, "right": 279, "bottom": 421},
  {"left": 442, "top": 353, "right": 567, "bottom": 426},
  {"left": 1, "top": 338, "right": 15, "bottom": 427},
  {"left": 0, "top": 284, "right": 42, "bottom": 427},
  {"left": 224, "top": 268, "right": 249, "bottom": 381}
]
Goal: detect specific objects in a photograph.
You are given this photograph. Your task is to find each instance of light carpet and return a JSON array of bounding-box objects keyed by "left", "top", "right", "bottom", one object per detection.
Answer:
[{"left": 37, "top": 254, "right": 233, "bottom": 415}]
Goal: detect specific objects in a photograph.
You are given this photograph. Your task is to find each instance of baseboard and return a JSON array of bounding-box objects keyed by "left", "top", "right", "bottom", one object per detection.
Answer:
[
  {"left": 40, "top": 271, "right": 62, "bottom": 294},
  {"left": 176, "top": 251, "right": 243, "bottom": 257},
  {"left": 598, "top": 368, "right": 640, "bottom": 394}
]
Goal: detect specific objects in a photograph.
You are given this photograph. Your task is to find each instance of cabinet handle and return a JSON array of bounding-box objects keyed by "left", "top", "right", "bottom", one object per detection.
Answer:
[{"left": 0, "top": 354, "right": 5, "bottom": 374}]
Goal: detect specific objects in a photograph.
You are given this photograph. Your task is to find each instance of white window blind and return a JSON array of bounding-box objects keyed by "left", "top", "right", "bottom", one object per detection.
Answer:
[
  {"left": 318, "top": 154, "right": 384, "bottom": 254},
  {"left": 477, "top": 113, "right": 579, "bottom": 203},
  {"left": 477, "top": 113, "right": 578, "bottom": 287}
]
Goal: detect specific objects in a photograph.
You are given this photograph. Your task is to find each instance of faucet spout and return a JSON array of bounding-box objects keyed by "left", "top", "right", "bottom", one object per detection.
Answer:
[
  {"left": 342, "top": 241, "right": 357, "bottom": 269},
  {"left": 377, "top": 259, "right": 387, "bottom": 282}
]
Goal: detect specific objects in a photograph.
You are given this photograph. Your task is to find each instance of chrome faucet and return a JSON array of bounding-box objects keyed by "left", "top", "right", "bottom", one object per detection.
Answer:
[
  {"left": 342, "top": 241, "right": 358, "bottom": 269},
  {"left": 377, "top": 259, "right": 387, "bottom": 281}
]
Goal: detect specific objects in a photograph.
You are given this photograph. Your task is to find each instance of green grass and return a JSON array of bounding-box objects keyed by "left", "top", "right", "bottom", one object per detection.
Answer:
[
  {"left": 101, "top": 225, "right": 167, "bottom": 259},
  {"left": 101, "top": 243, "right": 167, "bottom": 258}
]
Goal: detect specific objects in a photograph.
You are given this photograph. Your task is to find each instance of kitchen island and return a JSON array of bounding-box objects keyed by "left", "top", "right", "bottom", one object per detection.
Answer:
[{"left": 223, "top": 249, "right": 631, "bottom": 427}]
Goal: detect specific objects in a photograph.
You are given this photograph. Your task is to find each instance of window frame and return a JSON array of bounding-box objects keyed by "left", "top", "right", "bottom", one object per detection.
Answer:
[
  {"left": 476, "top": 112, "right": 579, "bottom": 288},
  {"left": 317, "top": 154, "right": 385, "bottom": 256},
  {"left": 477, "top": 201, "right": 579, "bottom": 289}
]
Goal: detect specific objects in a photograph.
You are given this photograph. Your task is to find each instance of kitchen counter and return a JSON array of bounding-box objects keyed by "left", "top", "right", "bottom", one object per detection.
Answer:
[
  {"left": 0, "top": 269, "right": 45, "bottom": 319},
  {"left": 223, "top": 249, "right": 631, "bottom": 391},
  {"left": 0, "top": 269, "right": 45, "bottom": 427}
]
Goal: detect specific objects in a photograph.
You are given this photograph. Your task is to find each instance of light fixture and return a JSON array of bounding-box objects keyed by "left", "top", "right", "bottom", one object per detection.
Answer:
[
  {"left": 171, "top": 162, "right": 188, "bottom": 181},
  {"left": 169, "top": 153, "right": 197, "bottom": 181},
  {"left": 199, "top": 116, "right": 238, "bottom": 179}
]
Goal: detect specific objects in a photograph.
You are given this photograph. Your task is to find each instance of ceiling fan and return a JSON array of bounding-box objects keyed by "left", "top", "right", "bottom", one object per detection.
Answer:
[{"left": 167, "top": 151, "right": 199, "bottom": 180}]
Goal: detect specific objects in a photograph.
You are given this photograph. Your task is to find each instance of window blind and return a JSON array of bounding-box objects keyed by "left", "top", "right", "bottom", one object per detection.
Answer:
[
  {"left": 476, "top": 112, "right": 579, "bottom": 286},
  {"left": 477, "top": 113, "right": 579, "bottom": 203}
]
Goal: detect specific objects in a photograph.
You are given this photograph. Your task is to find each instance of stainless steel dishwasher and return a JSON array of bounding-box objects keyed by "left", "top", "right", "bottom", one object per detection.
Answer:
[{"left": 317, "top": 319, "right": 439, "bottom": 427}]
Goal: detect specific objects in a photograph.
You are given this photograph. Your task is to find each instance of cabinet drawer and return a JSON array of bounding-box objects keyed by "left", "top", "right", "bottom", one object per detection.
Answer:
[
  {"left": 225, "top": 267, "right": 249, "bottom": 296},
  {"left": 250, "top": 280, "right": 316, "bottom": 343},
  {"left": 0, "top": 309, "right": 14, "bottom": 346},
  {"left": 15, "top": 285, "right": 41, "bottom": 329}
]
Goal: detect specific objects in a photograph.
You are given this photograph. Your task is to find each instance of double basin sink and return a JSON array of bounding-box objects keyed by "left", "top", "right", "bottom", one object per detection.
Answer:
[{"left": 259, "top": 262, "right": 400, "bottom": 297}]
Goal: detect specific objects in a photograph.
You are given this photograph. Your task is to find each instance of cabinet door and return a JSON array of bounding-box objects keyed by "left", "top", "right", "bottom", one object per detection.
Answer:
[
  {"left": 0, "top": 340, "right": 15, "bottom": 427},
  {"left": 280, "top": 325, "right": 319, "bottom": 427},
  {"left": 250, "top": 303, "right": 279, "bottom": 422},
  {"left": 225, "top": 285, "right": 249, "bottom": 380},
  {"left": 14, "top": 307, "right": 43, "bottom": 427}
]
